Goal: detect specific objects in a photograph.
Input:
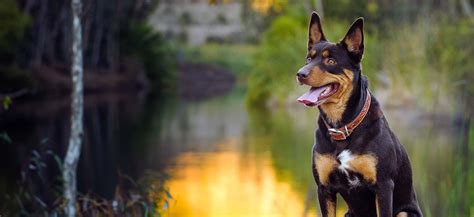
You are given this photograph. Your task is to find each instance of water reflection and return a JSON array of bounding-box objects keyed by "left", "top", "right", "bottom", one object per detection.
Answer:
[
  {"left": 166, "top": 151, "right": 316, "bottom": 217},
  {"left": 0, "top": 93, "right": 150, "bottom": 200},
  {"left": 153, "top": 93, "right": 348, "bottom": 217},
  {"left": 0, "top": 90, "right": 471, "bottom": 216},
  {"left": 151, "top": 91, "right": 470, "bottom": 216}
]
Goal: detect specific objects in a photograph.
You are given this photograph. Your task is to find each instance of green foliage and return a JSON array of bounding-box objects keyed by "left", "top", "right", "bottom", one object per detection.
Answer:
[
  {"left": 0, "top": 0, "right": 31, "bottom": 92},
  {"left": 372, "top": 22, "right": 439, "bottom": 107},
  {"left": 429, "top": 19, "right": 474, "bottom": 94},
  {"left": 0, "top": 0, "right": 29, "bottom": 61},
  {"left": 183, "top": 43, "right": 257, "bottom": 84},
  {"left": 441, "top": 122, "right": 474, "bottom": 217},
  {"left": 11, "top": 145, "right": 172, "bottom": 216},
  {"left": 120, "top": 22, "right": 177, "bottom": 92},
  {"left": 323, "top": 0, "right": 369, "bottom": 22},
  {"left": 366, "top": 18, "right": 474, "bottom": 109},
  {"left": 246, "top": 15, "right": 306, "bottom": 107},
  {"left": 321, "top": 0, "right": 429, "bottom": 26},
  {"left": 2, "top": 96, "right": 11, "bottom": 110}
]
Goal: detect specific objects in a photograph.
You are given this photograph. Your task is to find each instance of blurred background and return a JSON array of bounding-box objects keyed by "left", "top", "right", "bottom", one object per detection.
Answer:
[{"left": 0, "top": 0, "right": 473, "bottom": 216}]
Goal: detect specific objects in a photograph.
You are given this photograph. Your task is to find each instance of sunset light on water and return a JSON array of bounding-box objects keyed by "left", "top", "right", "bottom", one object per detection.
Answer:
[
  {"left": 161, "top": 135, "right": 348, "bottom": 217},
  {"left": 166, "top": 150, "right": 317, "bottom": 217}
]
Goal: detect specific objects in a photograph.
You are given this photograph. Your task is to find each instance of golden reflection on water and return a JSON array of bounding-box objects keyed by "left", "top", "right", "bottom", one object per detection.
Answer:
[
  {"left": 166, "top": 151, "right": 310, "bottom": 217},
  {"left": 146, "top": 93, "right": 467, "bottom": 216},
  {"left": 162, "top": 140, "right": 347, "bottom": 217}
]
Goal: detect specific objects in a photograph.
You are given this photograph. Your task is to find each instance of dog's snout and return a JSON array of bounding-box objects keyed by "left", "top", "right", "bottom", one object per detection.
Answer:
[
  {"left": 296, "top": 72, "right": 307, "bottom": 78},
  {"left": 296, "top": 70, "right": 309, "bottom": 79}
]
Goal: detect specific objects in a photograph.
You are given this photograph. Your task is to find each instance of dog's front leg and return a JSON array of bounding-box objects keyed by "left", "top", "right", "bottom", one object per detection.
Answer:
[
  {"left": 317, "top": 186, "right": 337, "bottom": 217},
  {"left": 375, "top": 180, "right": 394, "bottom": 217}
]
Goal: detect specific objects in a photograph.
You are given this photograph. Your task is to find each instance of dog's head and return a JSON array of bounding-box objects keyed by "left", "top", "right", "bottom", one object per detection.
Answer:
[{"left": 297, "top": 12, "right": 364, "bottom": 114}]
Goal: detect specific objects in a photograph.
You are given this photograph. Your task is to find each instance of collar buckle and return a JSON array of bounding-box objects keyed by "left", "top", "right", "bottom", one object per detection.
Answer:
[{"left": 328, "top": 126, "right": 349, "bottom": 140}]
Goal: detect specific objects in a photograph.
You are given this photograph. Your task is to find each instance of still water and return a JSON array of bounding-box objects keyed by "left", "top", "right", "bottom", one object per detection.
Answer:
[
  {"left": 0, "top": 89, "right": 470, "bottom": 216},
  {"left": 139, "top": 90, "right": 468, "bottom": 216}
]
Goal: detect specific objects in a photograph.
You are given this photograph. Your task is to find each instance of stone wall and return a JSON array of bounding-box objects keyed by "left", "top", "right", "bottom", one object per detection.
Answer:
[{"left": 148, "top": 1, "right": 243, "bottom": 45}]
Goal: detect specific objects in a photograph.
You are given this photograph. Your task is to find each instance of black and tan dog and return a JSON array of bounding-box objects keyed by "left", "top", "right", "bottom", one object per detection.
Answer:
[{"left": 296, "top": 12, "right": 423, "bottom": 217}]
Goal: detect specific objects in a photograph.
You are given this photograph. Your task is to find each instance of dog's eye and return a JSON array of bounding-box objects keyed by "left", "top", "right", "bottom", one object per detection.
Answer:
[
  {"left": 306, "top": 57, "right": 312, "bottom": 64},
  {"left": 326, "top": 58, "right": 336, "bottom": 65}
]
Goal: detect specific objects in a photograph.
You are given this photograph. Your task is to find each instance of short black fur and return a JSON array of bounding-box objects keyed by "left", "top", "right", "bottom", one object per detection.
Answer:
[{"left": 299, "top": 12, "right": 423, "bottom": 217}]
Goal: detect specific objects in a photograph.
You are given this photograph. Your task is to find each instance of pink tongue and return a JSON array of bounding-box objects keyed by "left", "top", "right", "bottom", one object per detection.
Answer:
[{"left": 297, "top": 86, "right": 328, "bottom": 106}]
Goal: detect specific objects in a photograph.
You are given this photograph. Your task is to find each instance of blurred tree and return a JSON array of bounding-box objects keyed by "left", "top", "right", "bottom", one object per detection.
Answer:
[
  {"left": 17, "top": 0, "right": 153, "bottom": 70},
  {"left": 312, "top": 0, "right": 324, "bottom": 18},
  {"left": 460, "top": 0, "right": 474, "bottom": 17},
  {"left": 0, "top": 0, "right": 174, "bottom": 93},
  {"left": 119, "top": 22, "right": 176, "bottom": 92}
]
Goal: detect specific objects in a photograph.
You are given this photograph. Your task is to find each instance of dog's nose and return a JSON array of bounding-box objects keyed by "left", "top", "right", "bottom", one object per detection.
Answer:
[{"left": 296, "top": 71, "right": 308, "bottom": 79}]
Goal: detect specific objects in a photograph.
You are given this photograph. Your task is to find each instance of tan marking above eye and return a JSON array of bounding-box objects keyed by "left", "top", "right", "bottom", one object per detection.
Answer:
[
  {"left": 322, "top": 50, "right": 330, "bottom": 58},
  {"left": 396, "top": 212, "right": 408, "bottom": 217},
  {"left": 310, "top": 49, "right": 316, "bottom": 57}
]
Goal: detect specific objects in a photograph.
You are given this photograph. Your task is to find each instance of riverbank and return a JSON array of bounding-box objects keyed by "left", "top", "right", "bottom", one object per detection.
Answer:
[
  {"left": 0, "top": 61, "right": 236, "bottom": 115},
  {"left": 178, "top": 63, "right": 235, "bottom": 101}
]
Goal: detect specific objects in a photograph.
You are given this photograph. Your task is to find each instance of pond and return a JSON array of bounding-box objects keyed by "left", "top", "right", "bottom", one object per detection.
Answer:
[{"left": 0, "top": 87, "right": 471, "bottom": 216}]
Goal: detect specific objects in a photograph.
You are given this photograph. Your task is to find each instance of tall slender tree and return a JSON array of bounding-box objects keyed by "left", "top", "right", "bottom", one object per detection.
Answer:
[
  {"left": 63, "top": 0, "right": 84, "bottom": 216},
  {"left": 313, "top": 0, "right": 324, "bottom": 18}
]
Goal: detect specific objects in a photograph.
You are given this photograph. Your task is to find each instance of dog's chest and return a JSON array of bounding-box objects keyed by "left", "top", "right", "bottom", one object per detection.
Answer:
[{"left": 314, "top": 150, "right": 378, "bottom": 188}]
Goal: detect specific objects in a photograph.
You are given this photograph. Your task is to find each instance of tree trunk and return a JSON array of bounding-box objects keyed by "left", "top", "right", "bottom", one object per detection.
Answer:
[
  {"left": 460, "top": 0, "right": 474, "bottom": 18},
  {"left": 313, "top": 0, "right": 324, "bottom": 19},
  {"left": 91, "top": 0, "right": 104, "bottom": 69},
  {"left": 63, "top": 0, "right": 84, "bottom": 216},
  {"left": 32, "top": 0, "right": 47, "bottom": 67}
]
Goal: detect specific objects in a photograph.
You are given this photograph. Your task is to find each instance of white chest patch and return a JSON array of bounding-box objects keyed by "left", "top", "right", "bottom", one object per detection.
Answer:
[
  {"left": 337, "top": 150, "right": 361, "bottom": 187},
  {"left": 337, "top": 150, "right": 354, "bottom": 172}
]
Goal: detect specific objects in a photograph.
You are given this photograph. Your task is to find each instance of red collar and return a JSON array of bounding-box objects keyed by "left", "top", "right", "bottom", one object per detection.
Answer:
[{"left": 322, "top": 90, "right": 371, "bottom": 140}]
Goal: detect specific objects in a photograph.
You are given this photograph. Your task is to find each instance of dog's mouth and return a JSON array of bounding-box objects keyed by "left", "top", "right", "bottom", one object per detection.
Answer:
[{"left": 297, "top": 83, "right": 339, "bottom": 107}]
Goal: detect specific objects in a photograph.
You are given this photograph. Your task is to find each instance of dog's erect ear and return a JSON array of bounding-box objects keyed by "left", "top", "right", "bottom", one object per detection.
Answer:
[
  {"left": 308, "top": 12, "right": 326, "bottom": 50},
  {"left": 341, "top": 18, "right": 364, "bottom": 62}
]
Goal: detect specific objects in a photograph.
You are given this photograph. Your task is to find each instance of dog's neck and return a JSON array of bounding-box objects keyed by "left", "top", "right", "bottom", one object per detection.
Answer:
[{"left": 319, "top": 74, "right": 369, "bottom": 129}]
